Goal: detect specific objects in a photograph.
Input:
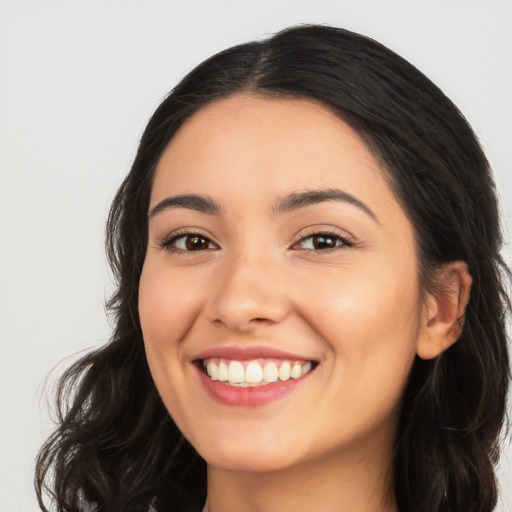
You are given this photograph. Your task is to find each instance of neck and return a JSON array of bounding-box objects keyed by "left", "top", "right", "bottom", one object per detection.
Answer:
[{"left": 205, "top": 438, "right": 397, "bottom": 512}]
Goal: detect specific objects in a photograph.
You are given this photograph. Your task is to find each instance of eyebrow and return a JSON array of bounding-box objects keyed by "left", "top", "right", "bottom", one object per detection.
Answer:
[
  {"left": 148, "top": 188, "right": 378, "bottom": 223},
  {"left": 273, "top": 188, "right": 379, "bottom": 223},
  {"left": 149, "top": 194, "right": 221, "bottom": 217}
]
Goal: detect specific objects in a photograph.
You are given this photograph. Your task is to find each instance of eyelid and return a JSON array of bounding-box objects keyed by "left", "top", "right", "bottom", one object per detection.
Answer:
[
  {"left": 157, "top": 226, "right": 356, "bottom": 254},
  {"left": 159, "top": 228, "right": 220, "bottom": 253},
  {"left": 291, "top": 227, "right": 355, "bottom": 251}
]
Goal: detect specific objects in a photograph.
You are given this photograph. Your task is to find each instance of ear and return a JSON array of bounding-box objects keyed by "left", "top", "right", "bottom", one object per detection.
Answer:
[{"left": 416, "top": 261, "right": 472, "bottom": 360}]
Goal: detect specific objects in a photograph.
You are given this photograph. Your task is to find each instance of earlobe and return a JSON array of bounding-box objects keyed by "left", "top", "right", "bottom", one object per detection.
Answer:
[{"left": 416, "top": 261, "right": 472, "bottom": 360}]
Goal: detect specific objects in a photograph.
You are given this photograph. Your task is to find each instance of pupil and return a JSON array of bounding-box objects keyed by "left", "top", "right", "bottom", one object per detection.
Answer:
[
  {"left": 314, "top": 235, "right": 335, "bottom": 249},
  {"left": 186, "top": 236, "right": 207, "bottom": 250}
]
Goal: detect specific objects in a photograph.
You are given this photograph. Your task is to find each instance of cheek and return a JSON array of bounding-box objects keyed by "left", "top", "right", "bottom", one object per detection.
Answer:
[
  {"left": 307, "top": 263, "right": 421, "bottom": 339},
  {"left": 138, "top": 263, "right": 205, "bottom": 428},
  {"left": 138, "top": 263, "right": 203, "bottom": 349},
  {"left": 302, "top": 266, "right": 422, "bottom": 400}
]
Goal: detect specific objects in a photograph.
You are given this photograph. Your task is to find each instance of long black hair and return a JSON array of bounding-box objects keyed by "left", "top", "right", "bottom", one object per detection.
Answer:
[{"left": 36, "top": 24, "right": 510, "bottom": 512}]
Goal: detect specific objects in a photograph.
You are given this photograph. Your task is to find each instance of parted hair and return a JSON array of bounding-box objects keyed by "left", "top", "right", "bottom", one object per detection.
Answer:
[{"left": 36, "top": 24, "right": 510, "bottom": 512}]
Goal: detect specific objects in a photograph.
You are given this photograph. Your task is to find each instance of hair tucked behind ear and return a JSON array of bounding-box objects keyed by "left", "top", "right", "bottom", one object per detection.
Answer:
[{"left": 36, "top": 24, "right": 510, "bottom": 512}]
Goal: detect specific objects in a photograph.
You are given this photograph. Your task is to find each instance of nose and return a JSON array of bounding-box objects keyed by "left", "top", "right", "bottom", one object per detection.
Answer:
[{"left": 205, "top": 252, "right": 290, "bottom": 333}]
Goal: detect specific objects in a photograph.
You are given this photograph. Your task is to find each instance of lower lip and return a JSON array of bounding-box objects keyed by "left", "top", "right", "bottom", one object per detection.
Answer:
[{"left": 196, "top": 366, "right": 312, "bottom": 407}]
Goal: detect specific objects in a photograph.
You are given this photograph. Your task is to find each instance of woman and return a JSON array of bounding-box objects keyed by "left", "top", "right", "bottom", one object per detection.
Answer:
[{"left": 36, "top": 24, "right": 510, "bottom": 512}]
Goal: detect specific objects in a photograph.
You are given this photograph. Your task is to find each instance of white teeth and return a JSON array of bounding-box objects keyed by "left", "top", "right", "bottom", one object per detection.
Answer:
[
  {"left": 290, "top": 362, "right": 302, "bottom": 379},
  {"left": 263, "top": 362, "right": 279, "bottom": 383},
  {"left": 278, "top": 361, "right": 291, "bottom": 381},
  {"left": 245, "top": 361, "right": 263, "bottom": 383},
  {"left": 218, "top": 361, "right": 229, "bottom": 382},
  {"left": 203, "top": 358, "right": 314, "bottom": 386},
  {"left": 228, "top": 361, "right": 245, "bottom": 384},
  {"left": 209, "top": 361, "right": 218, "bottom": 381}
]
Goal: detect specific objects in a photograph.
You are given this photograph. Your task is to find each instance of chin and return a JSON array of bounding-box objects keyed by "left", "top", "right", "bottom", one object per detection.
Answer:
[{"left": 193, "top": 433, "right": 295, "bottom": 473}]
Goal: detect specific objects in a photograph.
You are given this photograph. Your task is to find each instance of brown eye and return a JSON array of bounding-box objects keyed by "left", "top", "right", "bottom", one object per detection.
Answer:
[
  {"left": 163, "top": 233, "right": 217, "bottom": 252},
  {"left": 185, "top": 235, "right": 210, "bottom": 250},
  {"left": 295, "top": 232, "right": 352, "bottom": 251},
  {"left": 311, "top": 235, "right": 337, "bottom": 250}
]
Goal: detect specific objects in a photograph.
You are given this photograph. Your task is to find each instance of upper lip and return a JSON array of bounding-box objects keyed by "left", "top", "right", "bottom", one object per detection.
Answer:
[{"left": 193, "top": 345, "right": 317, "bottom": 362}]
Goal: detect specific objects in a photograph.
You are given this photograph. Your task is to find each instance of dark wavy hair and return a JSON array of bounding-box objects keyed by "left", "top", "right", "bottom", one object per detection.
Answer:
[{"left": 36, "top": 24, "right": 510, "bottom": 512}]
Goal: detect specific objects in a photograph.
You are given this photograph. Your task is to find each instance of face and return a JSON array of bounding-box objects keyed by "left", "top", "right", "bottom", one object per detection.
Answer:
[{"left": 139, "top": 95, "right": 427, "bottom": 473}]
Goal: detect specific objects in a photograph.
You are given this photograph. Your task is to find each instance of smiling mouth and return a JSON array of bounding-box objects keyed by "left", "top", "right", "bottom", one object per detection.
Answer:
[{"left": 198, "top": 358, "right": 318, "bottom": 387}]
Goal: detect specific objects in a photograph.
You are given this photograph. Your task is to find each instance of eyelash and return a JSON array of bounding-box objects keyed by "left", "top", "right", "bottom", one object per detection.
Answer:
[
  {"left": 292, "top": 229, "right": 354, "bottom": 252},
  {"left": 160, "top": 229, "right": 354, "bottom": 255},
  {"left": 160, "top": 230, "right": 217, "bottom": 254}
]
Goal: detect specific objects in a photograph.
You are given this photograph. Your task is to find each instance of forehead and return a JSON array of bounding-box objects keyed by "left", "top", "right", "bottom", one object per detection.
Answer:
[{"left": 152, "top": 94, "right": 397, "bottom": 216}]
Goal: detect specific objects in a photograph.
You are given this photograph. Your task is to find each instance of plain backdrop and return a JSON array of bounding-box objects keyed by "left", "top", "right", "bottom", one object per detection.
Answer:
[{"left": 1, "top": 0, "right": 511, "bottom": 510}]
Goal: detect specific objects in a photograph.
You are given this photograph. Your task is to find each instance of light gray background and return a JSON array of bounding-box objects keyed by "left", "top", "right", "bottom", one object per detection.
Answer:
[{"left": 1, "top": 0, "right": 511, "bottom": 510}]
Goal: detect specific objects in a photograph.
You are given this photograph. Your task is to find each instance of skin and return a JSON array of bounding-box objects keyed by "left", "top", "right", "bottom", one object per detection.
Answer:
[{"left": 138, "top": 95, "right": 471, "bottom": 512}]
